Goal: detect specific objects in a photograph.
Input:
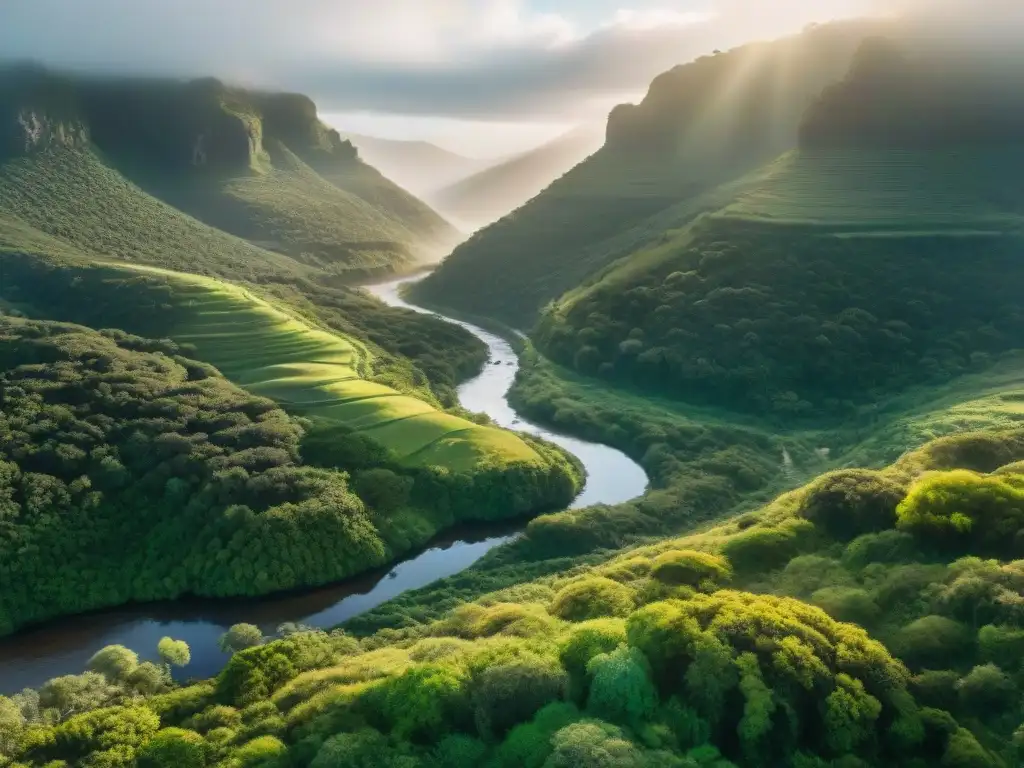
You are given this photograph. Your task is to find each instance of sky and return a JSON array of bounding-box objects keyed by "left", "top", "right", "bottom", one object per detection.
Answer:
[{"left": 0, "top": 0, "right": 980, "bottom": 156}]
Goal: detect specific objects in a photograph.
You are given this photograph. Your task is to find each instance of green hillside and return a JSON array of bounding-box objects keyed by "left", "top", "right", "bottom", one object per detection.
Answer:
[
  {"left": 534, "top": 42, "right": 1024, "bottom": 421},
  {"left": 412, "top": 19, "right": 884, "bottom": 327},
  {"left": 1, "top": 67, "right": 458, "bottom": 279}
]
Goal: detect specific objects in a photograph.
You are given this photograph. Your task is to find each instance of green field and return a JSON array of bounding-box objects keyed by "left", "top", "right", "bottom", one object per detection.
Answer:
[{"left": 96, "top": 263, "right": 544, "bottom": 471}]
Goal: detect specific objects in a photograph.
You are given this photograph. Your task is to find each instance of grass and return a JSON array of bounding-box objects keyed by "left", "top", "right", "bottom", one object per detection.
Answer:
[
  {"left": 718, "top": 148, "right": 1024, "bottom": 230},
  {"left": 105, "top": 262, "right": 543, "bottom": 471}
]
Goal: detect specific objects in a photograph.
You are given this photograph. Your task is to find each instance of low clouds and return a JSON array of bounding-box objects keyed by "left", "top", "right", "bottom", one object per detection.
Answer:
[{"left": 1, "top": 0, "right": 876, "bottom": 121}]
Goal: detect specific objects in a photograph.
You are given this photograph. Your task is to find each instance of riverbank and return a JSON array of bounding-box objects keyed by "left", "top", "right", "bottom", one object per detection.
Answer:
[{"left": 0, "top": 272, "right": 648, "bottom": 692}]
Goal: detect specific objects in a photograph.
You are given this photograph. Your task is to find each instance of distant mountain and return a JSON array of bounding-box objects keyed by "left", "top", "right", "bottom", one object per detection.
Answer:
[
  {"left": 412, "top": 19, "right": 885, "bottom": 326},
  {"left": 431, "top": 127, "right": 606, "bottom": 231},
  {"left": 0, "top": 66, "right": 459, "bottom": 281},
  {"left": 340, "top": 132, "right": 488, "bottom": 198}
]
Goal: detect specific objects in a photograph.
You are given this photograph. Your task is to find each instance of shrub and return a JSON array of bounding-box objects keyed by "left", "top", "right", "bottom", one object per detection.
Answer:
[
  {"left": 810, "top": 587, "right": 880, "bottom": 625},
  {"left": 978, "top": 624, "right": 1024, "bottom": 670},
  {"left": 136, "top": 728, "right": 210, "bottom": 768},
  {"left": 586, "top": 646, "right": 658, "bottom": 728},
  {"left": 800, "top": 470, "right": 904, "bottom": 540},
  {"left": 232, "top": 735, "right": 289, "bottom": 768},
  {"left": 86, "top": 646, "right": 139, "bottom": 684},
  {"left": 893, "top": 617, "right": 974, "bottom": 670},
  {"left": 720, "top": 519, "right": 814, "bottom": 573},
  {"left": 897, "top": 470, "right": 1024, "bottom": 556},
  {"left": 549, "top": 578, "right": 636, "bottom": 621},
  {"left": 910, "top": 671, "right": 960, "bottom": 711},
  {"left": 650, "top": 550, "right": 732, "bottom": 588},
  {"left": 842, "top": 530, "right": 920, "bottom": 568},
  {"left": 369, "top": 664, "right": 469, "bottom": 741},
  {"left": 470, "top": 655, "right": 568, "bottom": 738}
]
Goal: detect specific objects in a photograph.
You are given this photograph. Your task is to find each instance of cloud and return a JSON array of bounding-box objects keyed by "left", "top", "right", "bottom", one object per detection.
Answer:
[{"left": 0, "top": 0, "right": 876, "bottom": 121}]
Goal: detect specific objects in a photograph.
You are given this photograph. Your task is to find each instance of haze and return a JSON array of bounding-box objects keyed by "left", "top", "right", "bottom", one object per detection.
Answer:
[{"left": 1, "top": 0, "right": 879, "bottom": 155}]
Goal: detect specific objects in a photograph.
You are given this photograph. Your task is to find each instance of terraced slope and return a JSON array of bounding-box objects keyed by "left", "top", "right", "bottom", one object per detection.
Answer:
[{"left": 24, "top": 259, "right": 544, "bottom": 472}]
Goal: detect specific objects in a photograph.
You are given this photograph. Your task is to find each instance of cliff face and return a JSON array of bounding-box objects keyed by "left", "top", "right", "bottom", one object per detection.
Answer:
[
  {"left": 0, "top": 67, "right": 361, "bottom": 175},
  {"left": 800, "top": 38, "right": 1024, "bottom": 149},
  {"left": 603, "top": 19, "right": 886, "bottom": 161}
]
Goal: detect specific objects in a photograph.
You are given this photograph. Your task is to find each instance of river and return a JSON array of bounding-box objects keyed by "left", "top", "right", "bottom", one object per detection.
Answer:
[{"left": 0, "top": 275, "right": 648, "bottom": 693}]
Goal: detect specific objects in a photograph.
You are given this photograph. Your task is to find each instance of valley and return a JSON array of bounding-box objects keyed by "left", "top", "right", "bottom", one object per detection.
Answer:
[{"left": 3, "top": 8, "right": 1024, "bottom": 767}]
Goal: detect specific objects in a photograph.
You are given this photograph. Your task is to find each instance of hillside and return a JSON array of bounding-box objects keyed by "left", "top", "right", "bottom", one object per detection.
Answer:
[
  {"left": 5, "top": 427, "right": 1024, "bottom": 767},
  {"left": 341, "top": 131, "right": 487, "bottom": 197},
  {"left": 0, "top": 66, "right": 459, "bottom": 279},
  {"left": 412, "top": 19, "right": 884, "bottom": 327},
  {"left": 534, "top": 40, "right": 1024, "bottom": 420},
  {"left": 432, "top": 126, "right": 605, "bottom": 231}
]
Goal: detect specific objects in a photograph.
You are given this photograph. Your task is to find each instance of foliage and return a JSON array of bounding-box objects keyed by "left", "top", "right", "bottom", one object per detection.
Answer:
[
  {"left": 549, "top": 578, "right": 636, "bottom": 622},
  {"left": 799, "top": 470, "right": 904, "bottom": 540},
  {"left": 157, "top": 639, "right": 191, "bottom": 669},
  {"left": 135, "top": 728, "right": 210, "bottom": 768},
  {"left": 650, "top": 551, "right": 732, "bottom": 588},
  {"left": 220, "top": 626, "right": 266, "bottom": 655},
  {"left": 897, "top": 470, "right": 1024, "bottom": 557}
]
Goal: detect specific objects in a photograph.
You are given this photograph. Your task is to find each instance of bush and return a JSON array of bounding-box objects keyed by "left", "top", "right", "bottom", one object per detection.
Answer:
[
  {"left": 897, "top": 470, "right": 1024, "bottom": 556},
  {"left": 892, "top": 617, "right": 974, "bottom": 670},
  {"left": 650, "top": 550, "right": 732, "bottom": 588},
  {"left": 799, "top": 470, "right": 904, "bottom": 540},
  {"left": 136, "top": 728, "right": 210, "bottom": 768},
  {"left": 810, "top": 587, "right": 880, "bottom": 625},
  {"left": 470, "top": 655, "right": 568, "bottom": 738},
  {"left": 978, "top": 624, "right": 1024, "bottom": 670},
  {"left": 843, "top": 530, "right": 920, "bottom": 568},
  {"left": 585, "top": 646, "right": 658, "bottom": 728},
  {"left": 86, "top": 646, "right": 139, "bottom": 684},
  {"left": 232, "top": 735, "right": 289, "bottom": 768},
  {"left": 549, "top": 578, "right": 636, "bottom": 622},
  {"left": 955, "top": 664, "right": 1017, "bottom": 714},
  {"left": 720, "top": 519, "right": 814, "bottom": 573}
]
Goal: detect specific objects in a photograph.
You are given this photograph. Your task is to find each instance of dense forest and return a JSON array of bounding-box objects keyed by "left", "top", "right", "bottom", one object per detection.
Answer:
[
  {"left": 0, "top": 313, "right": 579, "bottom": 637},
  {"left": 3, "top": 428, "right": 1024, "bottom": 767},
  {"left": 535, "top": 223, "right": 1024, "bottom": 419}
]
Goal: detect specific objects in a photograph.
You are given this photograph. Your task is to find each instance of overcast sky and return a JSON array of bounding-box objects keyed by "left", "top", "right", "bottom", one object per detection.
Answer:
[{"left": 0, "top": 0, "right": 1001, "bottom": 155}]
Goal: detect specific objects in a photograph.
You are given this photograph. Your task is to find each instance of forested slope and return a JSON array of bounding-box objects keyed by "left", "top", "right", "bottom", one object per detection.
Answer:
[
  {"left": 535, "top": 39, "right": 1024, "bottom": 420},
  {"left": 0, "top": 66, "right": 459, "bottom": 280},
  {"left": 4, "top": 427, "right": 1023, "bottom": 767},
  {"left": 412, "top": 19, "right": 884, "bottom": 327}
]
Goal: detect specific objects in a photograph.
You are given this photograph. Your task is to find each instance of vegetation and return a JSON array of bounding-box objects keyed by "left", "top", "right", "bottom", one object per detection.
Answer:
[
  {"left": 412, "top": 19, "right": 883, "bottom": 327},
  {"left": 8, "top": 427, "right": 1024, "bottom": 766},
  {"left": 535, "top": 39, "right": 1024, "bottom": 420},
  {"left": 1, "top": 66, "right": 457, "bottom": 278},
  {"left": 0, "top": 313, "right": 578, "bottom": 636}
]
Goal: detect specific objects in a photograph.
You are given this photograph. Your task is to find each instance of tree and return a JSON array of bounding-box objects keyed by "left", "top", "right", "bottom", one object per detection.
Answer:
[
  {"left": 158, "top": 637, "right": 191, "bottom": 669},
  {"left": 471, "top": 655, "right": 568, "bottom": 738},
  {"left": 543, "top": 720, "right": 641, "bottom": 768},
  {"left": 219, "top": 624, "right": 265, "bottom": 655},
  {"left": 87, "top": 645, "right": 140, "bottom": 683},
  {"left": 586, "top": 646, "right": 658, "bottom": 728},
  {"left": 136, "top": 727, "right": 210, "bottom": 768},
  {"left": 955, "top": 664, "right": 1017, "bottom": 715},
  {"left": 38, "top": 672, "right": 114, "bottom": 721},
  {"left": 892, "top": 617, "right": 973, "bottom": 670},
  {"left": 0, "top": 695, "right": 24, "bottom": 758}
]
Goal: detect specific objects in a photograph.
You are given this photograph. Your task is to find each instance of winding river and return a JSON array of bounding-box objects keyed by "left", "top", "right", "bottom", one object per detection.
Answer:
[{"left": 0, "top": 275, "right": 647, "bottom": 693}]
